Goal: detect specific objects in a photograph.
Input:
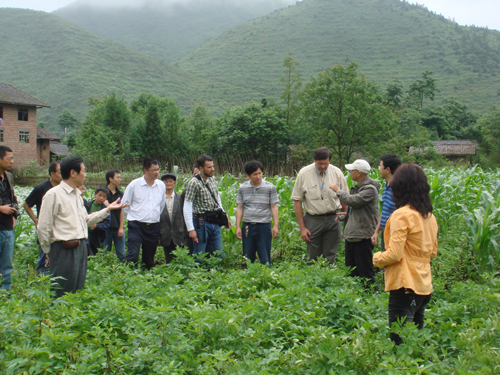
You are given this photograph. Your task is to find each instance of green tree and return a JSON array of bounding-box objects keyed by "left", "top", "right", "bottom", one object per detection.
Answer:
[
  {"left": 186, "top": 104, "right": 216, "bottom": 154},
  {"left": 301, "top": 61, "right": 396, "bottom": 166},
  {"left": 478, "top": 107, "right": 500, "bottom": 168},
  {"left": 384, "top": 79, "right": 404, "bottom": 109},
  {"left": 102, "top": 93, "right": 131, "bottom": 155},
  {"left": 280, "top": 51, "right": 302, "bottom": 134},
  {"left": 407, "top": 70, "right": 439, "bottom": 108},
  {"left": 57, "top": 109, "right": 80, "bottom": 137},
  {"left": 217, "top": 102, "right": 290, "bottom": 158}
]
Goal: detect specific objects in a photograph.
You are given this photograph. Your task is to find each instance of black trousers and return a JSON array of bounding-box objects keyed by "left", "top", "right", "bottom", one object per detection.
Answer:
[
  {"left": 388, "top": 288, "right": 432, "bottom": 345},
  {"left": 163, "top": 241, "right": 177, "bottom": 264},
  {"left": 126, "top": 221, "right": 159, "bottom": 269},
  {"left": 344, "top": 239, "right": 376, "bottom": 285}
]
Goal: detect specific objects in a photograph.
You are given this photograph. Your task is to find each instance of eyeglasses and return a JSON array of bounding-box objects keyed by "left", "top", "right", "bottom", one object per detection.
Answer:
[{"left": 147, "top": 168, "right": 160, "bottom": 172}]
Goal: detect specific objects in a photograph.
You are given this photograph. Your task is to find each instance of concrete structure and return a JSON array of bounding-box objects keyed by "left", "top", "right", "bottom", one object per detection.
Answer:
[{"left": 0, "top": 84, "right": 50, "bottom": 168}]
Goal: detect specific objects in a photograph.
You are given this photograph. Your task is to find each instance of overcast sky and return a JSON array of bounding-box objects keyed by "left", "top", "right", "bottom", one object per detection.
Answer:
[{"left": 1, "top": 0, "right": 499, "bottom": 31}]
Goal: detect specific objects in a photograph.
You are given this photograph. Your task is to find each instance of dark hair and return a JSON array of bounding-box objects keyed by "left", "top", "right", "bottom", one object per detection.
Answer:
[
  {"left": 105, "top": 169, "right": 120, "bottom": 185},
  {"left": 197, "top": 154, "right": 213, "bottom": 168},
  {"left": 192, "top": 165, "right": 199, "bottom": 174},
  {"left": 244, "top": 160, "right": 264, "bottom": 176},
  {"left": 60, "top": 156, "right": 84, "bottom": 180},
  {"left": 313, "top": 147, "right": 332, "bottom": 161},
  {"left": 143, "top": 158, "right": 159, "bottom": 171},
  {"left": 48, "top": 161, "right": 60, "bottom": 176},
  {"left": 380, "top": 154, "right": 401, "bottom": 174},
  {"left": 390, "top": 164, "right": 432, "bottom": 217},
  {"left": 94, "top": 186, "right": 110, "bottom": 196},
  {"left": 0, "top": 145, "right": 12, "bottom": 159}
]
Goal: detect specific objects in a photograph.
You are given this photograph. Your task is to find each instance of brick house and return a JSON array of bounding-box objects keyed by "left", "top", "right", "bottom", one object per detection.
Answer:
[
  {"left": 0, "top": 83, "right": 50, "bottom": 168},
  {"left": 36, "top": 128, "right": 71, "bottom": 165}
]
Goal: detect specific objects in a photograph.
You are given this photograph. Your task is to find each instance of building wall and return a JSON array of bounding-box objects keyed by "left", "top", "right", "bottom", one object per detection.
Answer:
[
  {"left": 37, "top": 140, "right": 51, "bottom": 166},
  {"left": 0, "top": 104, "right": 37, "bottom": 168}
]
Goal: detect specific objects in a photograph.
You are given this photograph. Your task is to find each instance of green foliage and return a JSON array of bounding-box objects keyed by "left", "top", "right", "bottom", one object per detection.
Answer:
[
  {"left": 57, "top": 109, "right": 80, "bottom": 135},
  {"left": 280, "top": 51, "right": 303, "bottom": 141},
  {"left": 478, "top": 107, "right": 500, "bottom": 168},
  {"left": 301, "top": 61, "right": 396, "bottom": 166}
]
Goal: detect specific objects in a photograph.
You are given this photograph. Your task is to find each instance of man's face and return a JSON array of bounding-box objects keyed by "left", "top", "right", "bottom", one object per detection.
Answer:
[
  {"left": 110, "top": 172, "right": 121, "bottom": 187},
  {"left": 200, "top": 161, "right": 215, "bottom": 178},
  {"left": 0, "top": 152, "right": 14, "bottom": 171},
  {"left": 192, "top": 167, "right": 200, "bottom": 177},
  {"left": 72, "top": 163, "right": 86, "bottom": 186},
  {"left": 77, "top": 185, "right": 85, "bottom": 195},
  {"left": 349, "top": 169, "right": 362, "bottom": 182},
  {"left": 144, "top": 164, "right": 160, "bottom": 180},
  {"left": 163, "top": 178, "right": 176, "bottom": 191},
  {"left": 314, "top": 158, "right": 330, "bottom": 173},
  {"left": 94, "top": 191, "right": 108, "bottom": 205},
  {"left": 248, "top": 168, "right": 263, "bottom": 186},
  {"left": 378, "top": 161, "right": 389, "bottom": 179},
  {"left": 51, "top": 164, "right": 62, "bottom": 184}
]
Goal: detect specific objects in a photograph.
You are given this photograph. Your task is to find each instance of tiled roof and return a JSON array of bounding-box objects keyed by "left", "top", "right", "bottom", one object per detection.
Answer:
[
  {"left": 37, "top": 127, "right": 61, "bottom": 141},
  {"left": 0, "top": 83, "right": 50, "bottom": 107},
  {"left": 50, "top": 141, "right": 71, "bottom": 156},
  {"left": 409, "top": 140, "right": 477, "bottom": 156}
]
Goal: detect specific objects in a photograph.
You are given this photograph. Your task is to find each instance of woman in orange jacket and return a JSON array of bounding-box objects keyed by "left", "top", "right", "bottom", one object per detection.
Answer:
[{"left": 372, "top": 164, "right": 438, "bottom": 345}]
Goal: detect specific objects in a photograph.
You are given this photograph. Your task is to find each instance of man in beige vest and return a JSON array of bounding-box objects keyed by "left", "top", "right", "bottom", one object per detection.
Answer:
[{"left": 291, "top": 147, "right": 348, "bottom": 264}]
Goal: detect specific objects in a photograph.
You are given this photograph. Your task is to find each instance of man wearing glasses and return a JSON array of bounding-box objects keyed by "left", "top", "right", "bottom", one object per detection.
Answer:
[{"left": 121, "top": 159, "right": 166, "bottom": 269}]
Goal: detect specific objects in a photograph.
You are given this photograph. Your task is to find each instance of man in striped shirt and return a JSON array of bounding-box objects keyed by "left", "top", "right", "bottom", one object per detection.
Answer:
[
  {"left": 371, "top": 154, "right": 401, "bottom": 251},
  {"left": 235, "top": 161, "right": 279, "bottom": 266}
]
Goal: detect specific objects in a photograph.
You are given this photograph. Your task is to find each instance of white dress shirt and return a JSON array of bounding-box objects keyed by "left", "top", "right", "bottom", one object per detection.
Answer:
[
  {"left": 122, "top": 176, "right": 166, "bottom": 223},
  {"left": 165, "top": 193, "right": 175, "bottom": 221}
]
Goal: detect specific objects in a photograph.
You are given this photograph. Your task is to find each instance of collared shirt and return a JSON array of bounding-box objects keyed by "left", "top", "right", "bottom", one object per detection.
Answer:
[
  {"left": 237, "top": 180, "right": 279, "bottom": 223},
  {"left": 373, "top": 205, "right": 438, "bottom": 295},
  {"left": 380, "top": 183, "right": 396, "bottom": 228},
  {"left": 37, "top": 181, "right": 110, "bottom": 253},
  {"left": 184, "top": 174, "right": 221, "bottom": 215},
  {"left": 291, "top": 163, "right": 348, "bottom": 215},
  {"left": 166, "top": 193, "right": 175, "bottom": 221},
  {"left": 122, "top": 176, "right": 166, "bottom": 223}
]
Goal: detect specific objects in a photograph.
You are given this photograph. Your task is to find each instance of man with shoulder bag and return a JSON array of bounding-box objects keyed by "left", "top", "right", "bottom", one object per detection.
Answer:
[{"left": 183, "top": 155, "right": 231, "bottom": 259}]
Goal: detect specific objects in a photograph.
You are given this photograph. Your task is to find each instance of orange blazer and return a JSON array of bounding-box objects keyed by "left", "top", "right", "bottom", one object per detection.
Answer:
[{"left": 373, "top": 205, "right": 438, "bottom": 295}]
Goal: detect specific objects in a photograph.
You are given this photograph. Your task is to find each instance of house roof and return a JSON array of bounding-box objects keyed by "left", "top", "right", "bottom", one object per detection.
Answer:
[
  {"left": 37, "top": 127, "right": 61, "bottom": 141},
  {"left": 0, "top": 83, "right": 50, "bottom": 108},
  {"left": 432, "top": 140, "right": 477, "bottom": 156},
  {"left": 409, "top": 140, "right": 477, "bottom": 156},
  {"left": 50, "top": 141, "right": 71, "bottom": 156}
]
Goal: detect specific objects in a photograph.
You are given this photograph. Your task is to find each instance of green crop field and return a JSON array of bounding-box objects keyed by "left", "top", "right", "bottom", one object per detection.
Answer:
[{"left": 2, "top": 167, "right": 500, "bottom": 373}]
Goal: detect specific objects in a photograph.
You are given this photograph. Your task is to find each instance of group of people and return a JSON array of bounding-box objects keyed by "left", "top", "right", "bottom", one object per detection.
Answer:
[{"left": 0, "top": 145, "right": 438, "bottom": 344}]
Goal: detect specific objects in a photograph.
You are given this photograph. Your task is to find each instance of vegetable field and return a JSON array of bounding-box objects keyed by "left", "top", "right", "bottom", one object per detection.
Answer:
[{"left": 1, "top": 167, "right": 499, "bottom": 374}]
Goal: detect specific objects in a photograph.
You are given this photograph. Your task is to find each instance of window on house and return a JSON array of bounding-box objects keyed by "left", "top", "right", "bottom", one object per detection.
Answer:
[
  {"left": 19, "top": 130, "right": 29, "bottom": 143},
  {"left": 0, "top": 129, "right": 3, "bottom": 143},
  {"left": 0, "top": 107, "right": 3, "bottom": 119},
  {"left": 18, "top": 108, "right": 28, "bottom": 121}
]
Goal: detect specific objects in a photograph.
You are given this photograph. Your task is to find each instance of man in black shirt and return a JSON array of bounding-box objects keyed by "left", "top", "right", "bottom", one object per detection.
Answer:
[
  {"left": 0, "top": 146, "right": 19, "bottom": 291},
  {"left": 102, "top": 169, "right": 125, "bottom": 262},
  {"left": 23, "top": 161, "right": 62, "bottom": 274}
]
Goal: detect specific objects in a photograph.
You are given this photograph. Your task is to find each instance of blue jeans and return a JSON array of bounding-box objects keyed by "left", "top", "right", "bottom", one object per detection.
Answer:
[
  {"left": 102, "top": 228, "right": 126, "bottom": 262},
  {"left": 36, "top": 241, "right": 49, "bottom": 274},
  {"left": 0, "top": 230, "right": 15, "bottom": 290},
  {"left": 193, "top": 219, "right": 223, "bottom": 258},
  {"left": 242, "top": 222, "right": 272, "bottom": 266}
]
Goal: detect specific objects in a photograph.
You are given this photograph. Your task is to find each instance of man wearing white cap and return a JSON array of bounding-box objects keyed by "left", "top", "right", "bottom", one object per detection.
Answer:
[{"left": 330, "top": 159, "right": 380, "bottom": 287}]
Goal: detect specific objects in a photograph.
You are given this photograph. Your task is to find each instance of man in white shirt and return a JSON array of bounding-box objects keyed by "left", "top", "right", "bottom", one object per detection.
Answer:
[
  {"left": 121, "top": 158, "right": 166, "bottom": 269},
  {"left": 38, "top": 156, "right": 127, "bottom": 298}
]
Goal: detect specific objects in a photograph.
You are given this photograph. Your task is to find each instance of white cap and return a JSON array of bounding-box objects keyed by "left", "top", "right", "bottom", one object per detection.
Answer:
[{"left": 345, "top": 159, "right": 371, "bottom": 174}]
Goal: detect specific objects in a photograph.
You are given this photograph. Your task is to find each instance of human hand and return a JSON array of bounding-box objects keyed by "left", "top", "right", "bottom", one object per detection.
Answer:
[
  {"left": 371, "top": 232, "right": 379, "bottom": 246},
  {"left": 272, "top": 225, "right": 279, "bottom": 239},
  {"left": 300, "top": 227, "right": 311, "bottom": 242},
  {"left": 226, "top": 220, "right": 232, "bottom": 230},
  {"left": 0, "top": 204, "right": 16, "bottom": 215},
  {"left": 189, "top": 230, "right": 198, "bottom": 243},
  {"left": 235, "top": 227, "right": 242, "bottom": 240},
  {"left": 89, "top": 224, "right": 97, "bottom": 230},
  {"left": 117, "top": 228, "right": 124, "bottom": 238},
  {"left": 106, "top": 199, "right": 129, "bottom": 211},
  {"left": 329, "top": 183, "right": 340, "bottom": 192}
]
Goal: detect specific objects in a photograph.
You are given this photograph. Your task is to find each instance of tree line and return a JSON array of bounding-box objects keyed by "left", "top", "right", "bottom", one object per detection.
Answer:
[{"left": 53, "top": 52, "right": 499, "bottom": 171}]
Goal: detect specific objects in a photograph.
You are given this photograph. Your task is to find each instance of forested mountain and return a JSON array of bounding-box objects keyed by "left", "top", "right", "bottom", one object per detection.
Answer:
[
  {"left": 0, "top": 8, "right": 265, "bottom": 132},
  {"left": 179, "top": 0, "right": 500, "bottom": 112},
  {"left": 53, "top": 0, "right": 290, "bottom": 62}
]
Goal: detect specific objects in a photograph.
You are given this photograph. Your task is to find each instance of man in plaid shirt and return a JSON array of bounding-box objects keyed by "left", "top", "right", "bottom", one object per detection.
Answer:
[{"left": 183, "top": 155, "right": 231, "bottom": 258}]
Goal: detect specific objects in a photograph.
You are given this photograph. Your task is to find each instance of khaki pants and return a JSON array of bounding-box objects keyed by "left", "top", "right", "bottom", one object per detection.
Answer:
[{"left": 303, "top": 214, "right": 342, "bottom": 264}]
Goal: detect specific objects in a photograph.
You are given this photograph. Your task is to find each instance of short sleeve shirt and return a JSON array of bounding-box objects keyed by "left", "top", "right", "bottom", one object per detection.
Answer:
[
  {"left": 184, "top": 174, "right": 220, "bottom": 214},
  {"left": 107, "top": 187, "right": 124, "bottom": 229},
  {"left": 380, "top": 183, "right": 396, "bottom": 228},
  {"left": 237, "top": 180, "right": 279, "bottom": 223},
  {"left": 24, "top": 179, "right": 54, "bottom": 218},
  {"left": 291, "top": 163, "right": 348, "bottom": 215}
]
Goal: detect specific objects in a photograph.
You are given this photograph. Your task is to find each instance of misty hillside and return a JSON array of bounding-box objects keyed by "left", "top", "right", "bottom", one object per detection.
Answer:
[
  {"left": 0, "top": 8, "right": 266, "bottom": 132},
  {"left": 180, "top": 0, "right": 500, "bottom": 112},
  {"left": 53, "top": 0, "right": 291, "bottom": 62}
]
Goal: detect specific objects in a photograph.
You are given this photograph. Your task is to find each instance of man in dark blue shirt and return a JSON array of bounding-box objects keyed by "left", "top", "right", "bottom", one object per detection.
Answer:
[
  {"left": 371, "top": 154, "right": 401, "bottom": 251},
  {"left": 23, "top": 161, "right": 62, "bottom": 273}
]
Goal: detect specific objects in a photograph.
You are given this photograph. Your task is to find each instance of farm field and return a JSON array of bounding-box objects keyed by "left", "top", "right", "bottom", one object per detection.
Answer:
[{"left": 1, "top": 167, "right": 500, "bottom": 374}]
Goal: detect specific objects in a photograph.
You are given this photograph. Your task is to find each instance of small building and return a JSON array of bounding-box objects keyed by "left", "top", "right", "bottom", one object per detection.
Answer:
[
  {"left": 409, "top": 140, "right": 477, "bottom": 164},
  {"left": 36, "top": 128, "right": 71, "bottom": 165},
  {"left": 0, "top": 84, "right": 50, "bottom": 168}
]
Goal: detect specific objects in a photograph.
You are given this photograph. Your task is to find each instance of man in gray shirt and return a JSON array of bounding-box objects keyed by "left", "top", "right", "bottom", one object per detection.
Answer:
[{"left": 235, "top": 161, "right": 279, "bottom": 266}]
